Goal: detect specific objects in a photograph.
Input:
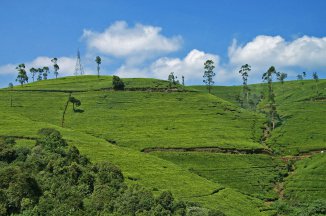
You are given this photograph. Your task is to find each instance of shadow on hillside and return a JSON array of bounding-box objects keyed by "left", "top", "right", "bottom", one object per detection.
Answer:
[{"left": 73, "top": 109, "right": 84, "bottom": 113}]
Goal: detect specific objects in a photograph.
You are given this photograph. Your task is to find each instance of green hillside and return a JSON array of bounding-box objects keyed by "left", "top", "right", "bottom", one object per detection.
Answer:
[
  {"left": 192, "top": 80, "right": 326, "bottom": 155},
  {"left": 1, "top": 75, "right": 325, "bottom": 215}
]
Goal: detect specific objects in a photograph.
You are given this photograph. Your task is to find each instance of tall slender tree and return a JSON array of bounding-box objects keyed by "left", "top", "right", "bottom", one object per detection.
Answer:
[
  {"left": 203, "top": 60, "right": 215, "bottom": 93},
  {"left": 15, "top": 64, "right": 28, "bottom": 86},
  {"left": 297, "top": 74, "right": 304, "bottom": 85},
  {"left": 37, "top": 68, "right": 43, "bottom": 81},
  {"left": 238, "top": 64, "right": 251, "bottom": 105},
  {"left": 51, "top": 58, "right": 59, "bottom": 79},
  {"left": 43, "top": 66, "right": 49, "bottom": 80},
  {"left": 262, "top": 66, "right": 279, "bottom": 130},
  {"left": 168, "top": 72, "right": 176, "bottom": 89},
  {"left": 313, "top": 72, "right": 319, "bottom": 95},
  {"left": 182, "top": 75, "right": 185, "bottom": 86},
  {"left": 8, "top": 83, "right": 13, "bottom": 107},
  {"left": 277, "top": 72, "right": 287, "bottom": 94},
  {"left": 29, "top": 67, "right": 37, "bottom": 82},
  {"left": 95, "top": 56, "right": 101, "bottom": 78}
]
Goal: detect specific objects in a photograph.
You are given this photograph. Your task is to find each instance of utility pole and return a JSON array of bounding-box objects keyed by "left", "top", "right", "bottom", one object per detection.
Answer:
[{"left": 74, "top": 49, "right": 84, "bottom": 76}]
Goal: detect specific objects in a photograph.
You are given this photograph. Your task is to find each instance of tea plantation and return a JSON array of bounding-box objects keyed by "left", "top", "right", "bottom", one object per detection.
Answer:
[{"left": 0, "top": 75, "right": 325, "bottom": 215}]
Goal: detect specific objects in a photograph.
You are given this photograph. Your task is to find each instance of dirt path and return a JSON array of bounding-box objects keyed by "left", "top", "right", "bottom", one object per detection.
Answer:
[{"left": 141, "top": 146, "right": 273, "bottom": 155}]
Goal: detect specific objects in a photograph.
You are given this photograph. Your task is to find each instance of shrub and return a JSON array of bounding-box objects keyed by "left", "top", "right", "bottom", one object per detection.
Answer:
[
  {"left": 112, "top": 75, "right": 125, "bottom": 90},
  {"left": 37, "top": 128, "right": 67, "bottom": 151}
]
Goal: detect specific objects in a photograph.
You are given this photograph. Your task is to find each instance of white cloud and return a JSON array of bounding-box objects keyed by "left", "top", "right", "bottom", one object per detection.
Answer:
[
  {"left": 115, "top": 49, "right": 226, "bottom": 85},
  {"left": 82, "top": 21, "right": 182, "bottom": 63},
  {"left": 2, "top": 32, "right": 326, "bottom": 87},
  {"left": 115, "top": 35, "right": 326, "bottom": 85},
  {"left": 229, "top": 35, "right": 326, "bottom": 70},
  {"left": 151, "top": 49, "right": 220, "bottom": 83},
  {"left": 115, "top": 65, "right": 149, "bottom": 78},
  {"left": 0, "top": 64, "right": 16, "bottom": 75},
  {"left": 0, "top": 56, "right": 79, "bottom": 77}
]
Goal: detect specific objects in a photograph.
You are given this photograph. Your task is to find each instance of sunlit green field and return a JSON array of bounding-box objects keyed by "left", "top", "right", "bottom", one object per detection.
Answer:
[
  {"left": 0, "top": 76, "right": 270, "bottom": 215},
  {"left": 152, "top": 152, "right": 287, "bottom": 201},
  {"left": 192, "top": 79, "right": 326, "bottom": 155},
  {"left": 1, "top": 75, "right": 325, "bottom": 215}
]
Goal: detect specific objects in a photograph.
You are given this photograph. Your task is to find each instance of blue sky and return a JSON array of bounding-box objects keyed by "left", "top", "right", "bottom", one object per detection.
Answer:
[{"left": 0, "top": 0, "right": 325, "bottom": 87}]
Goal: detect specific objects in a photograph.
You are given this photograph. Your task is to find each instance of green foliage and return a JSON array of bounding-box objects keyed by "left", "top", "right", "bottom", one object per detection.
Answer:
[
  {"left": 2, "top": 76, "right": 325, "bottom": 215},
  {"left": 37, "top": 68, "right": 43, "bottom": 81},
  {"left": 277, "top": 72, "right": 287, "bottom": 94},
  {"left": 95, "top": 56, "right": 101, "bottom": 78},
  {"left": 312, "top": 72, "right": 319, "bottom": 94},
  {"left": 0, "top": 132, "right": 205, "bottom": 215},
  {"left": 36, "top": 128, "right": 67, "bottom": 151},
  {"left": 42, "top": 66, "right": 49, "bottom": 80},
  {"left": 15, "top": 64, "right": 28, "bottom": 86},
  {"left": 68, "top": 96, "right": 81, "bottom": 111},
  {"left": 168, "top": 72, "right": 179, "bottom": 88},
  {"left": 153, "top": 152, "right": 287, "bottom": 200},
  {"left": 284, "top": 154, "right": 326, "bottom": 206},
  {"left": 29, "top": 68, "right": 37, "bottom": 82},
  {"left": 262, "top": 66, "right": 280, "bottom": 130},
  {"left": 203, "top": 60, "right": 215, "bottom": 93},
  {"left": 51, "top": 57, "right": 59, "bottom": 79},
  {"left": 0, "top": 138, "right": 17, "bottom": 163},
  {"left": 238, "top": 64, "right": 251, "bottom": 107},
  {"left": 112, "top": 75, "right": 125, "bottom": 90}
]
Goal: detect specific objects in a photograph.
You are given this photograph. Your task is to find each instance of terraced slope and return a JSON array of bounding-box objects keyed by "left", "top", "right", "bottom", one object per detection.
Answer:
[
  {"left": 193, "top": 80, "right": 326, "bottom": 155},
  {"left": 192, "top": 79, "right": 326, "bottom": 213},
  {"left": 152, "top": 152, "right": 287, "bottom": 201},
  {"left": 0, "top": 76, "right": 270, "bottom": 215},
  {"left": 284, "top": 154, "right": 326, "bottom": 206},
  {"left": 12, "top": 75, "right": 174, "bottom": 91}
]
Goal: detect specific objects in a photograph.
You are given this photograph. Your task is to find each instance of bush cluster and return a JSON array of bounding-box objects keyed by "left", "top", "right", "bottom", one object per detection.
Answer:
[{"left": 0, "top": 130, "right": 224, "bottom": 216}]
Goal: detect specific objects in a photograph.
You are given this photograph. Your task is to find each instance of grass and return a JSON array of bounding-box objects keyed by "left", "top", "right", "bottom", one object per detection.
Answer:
[
  {"left": 1, "top": 75, "right": 325, "bottom": 215},
  {"left": 1, "top": 87, "right": 266, "bottom": 152},
  {"left": 192, "top": 79, "right": 326, "bottom": 155},
  {"left": 0, "top": 76, "right": 270, "bottom": 215},
  {"left": 10, "top": 75, "right": 174, "bottom": 91},
  {"left": 284, "top": 153, "right": 326, "bottom": 205},
  {"left": 151, "top": 152, "right": 287, "bottom": 201}
]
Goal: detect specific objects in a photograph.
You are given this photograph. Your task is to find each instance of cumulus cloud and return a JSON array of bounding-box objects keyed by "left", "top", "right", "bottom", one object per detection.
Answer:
[
  {"left": 0, "top": 56, "right": 78, "bottom": 77},
  {"left": 115, "top": 35, "right": 326, "bottom": 85},
  {"left": 115, "top": 49, "right": 228, "bottom": 84},
  {"left": 82, "top": 21, "right": 182, "bottom": 63},
  {"left": 229, "top": 35, "right": 326, "bottom": 70},
  {"left": 151, "top": 49, "right": 220, "bottom": 82},
  {"left": 2, "top": 30, "right": 326, "bottom": 87}
]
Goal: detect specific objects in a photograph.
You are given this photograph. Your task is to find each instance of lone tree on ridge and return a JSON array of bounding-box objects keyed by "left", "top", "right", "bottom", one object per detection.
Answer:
[
  {"left": 262, "top": 66, "right": 279, "bottom": 130},
  {"left": 238, "top": 64, "right": 251, "bottom": 106},
  {"left": 16, "top": 64, "right": 28, "bottom": 86},
  {"left": 312, "top": 72, "right": 319, "bottom": 95},
  {"left": 203, "top": 60, "right": 215, "bottom": 93},
  {"left": 95, "top": 56, "right": 101, "bottom": 78},
  {"left": 51, "top": 58, "right": 60, "bottom": 79}
]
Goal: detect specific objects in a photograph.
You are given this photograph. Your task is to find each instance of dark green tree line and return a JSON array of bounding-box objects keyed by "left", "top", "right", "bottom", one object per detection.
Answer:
[{"left": 0, "top": 130, "right": 223, "bottom": 215}]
